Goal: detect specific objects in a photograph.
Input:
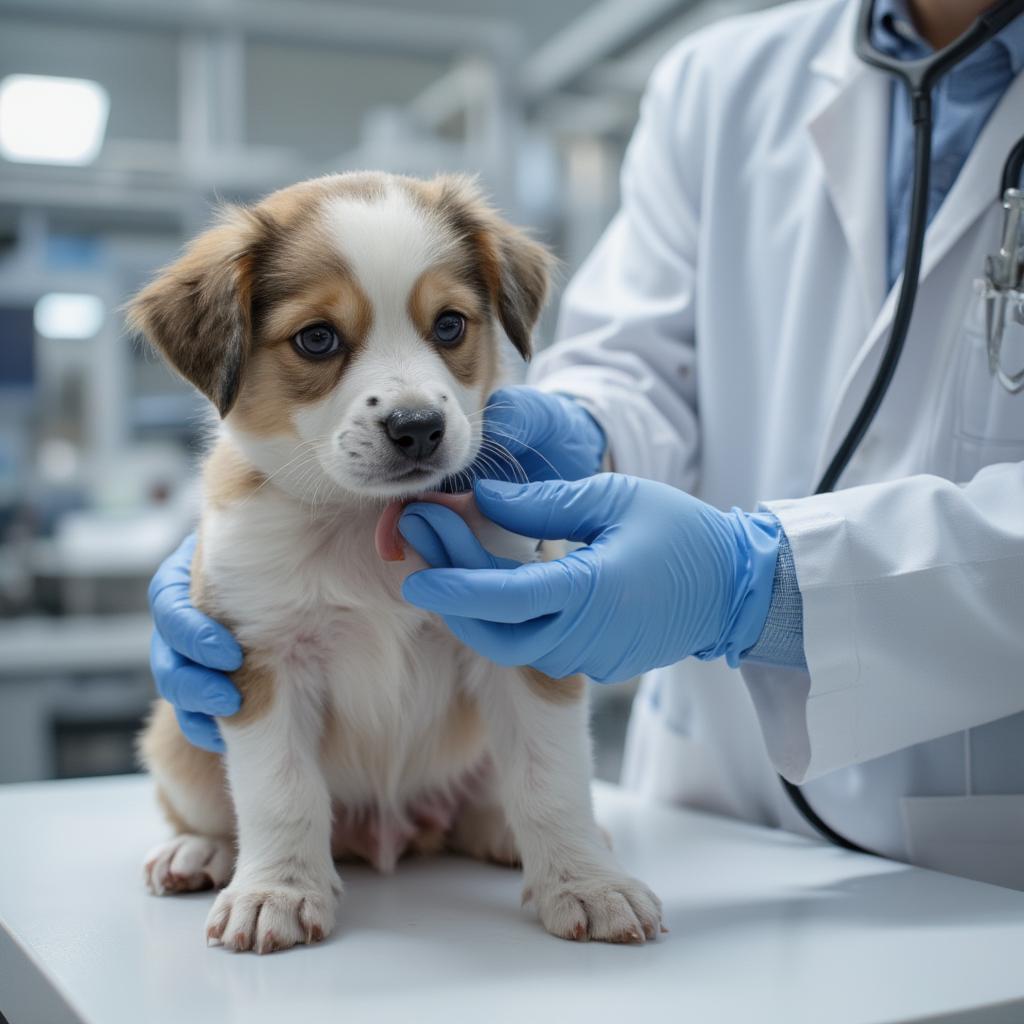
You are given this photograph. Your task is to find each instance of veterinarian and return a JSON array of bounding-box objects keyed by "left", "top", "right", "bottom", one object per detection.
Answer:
[{"left": 149, "top": 0, "right": 1024, "bottom": 886}]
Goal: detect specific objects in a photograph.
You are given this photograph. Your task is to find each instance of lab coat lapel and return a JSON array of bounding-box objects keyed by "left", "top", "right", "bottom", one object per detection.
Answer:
[
  {"left": 806, "top": 4, "right": 890, "bottom": 327},
  {"left": 808, "top": 18, "right": 1024, "bottom": 483}
]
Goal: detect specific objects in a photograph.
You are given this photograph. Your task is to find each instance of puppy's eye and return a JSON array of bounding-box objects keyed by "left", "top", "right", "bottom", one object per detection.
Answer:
[
  {"left": 432, "top": 311, "right": 466, "bottom": 347},
  {"left": 293, "top": 323, "right": 341, "bottom": 359}
]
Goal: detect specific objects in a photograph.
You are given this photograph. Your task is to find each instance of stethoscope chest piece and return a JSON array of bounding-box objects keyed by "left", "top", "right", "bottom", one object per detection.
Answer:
[{"left": 979, "top": 187, "right": 1024, "bottom": 394}]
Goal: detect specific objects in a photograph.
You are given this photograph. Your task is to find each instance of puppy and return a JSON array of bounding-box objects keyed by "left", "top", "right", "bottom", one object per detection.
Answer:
[{"left": 130, "top": 172, "right": 663, "bottom": 953}]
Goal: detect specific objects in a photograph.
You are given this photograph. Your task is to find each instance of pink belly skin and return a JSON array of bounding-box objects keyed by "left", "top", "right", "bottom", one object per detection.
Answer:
[{"left": 329, "top": 762, "right": 491, "bottom": 874}]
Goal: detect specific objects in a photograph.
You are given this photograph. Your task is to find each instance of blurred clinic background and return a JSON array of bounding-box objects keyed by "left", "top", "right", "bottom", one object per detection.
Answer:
[{"left": 0, "top": 0, "right": 782, "bottom": 784}]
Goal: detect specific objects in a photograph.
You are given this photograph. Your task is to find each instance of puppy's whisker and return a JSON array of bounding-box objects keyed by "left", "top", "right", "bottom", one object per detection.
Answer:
[
  {"left": 291, "top": 457, "right": 324, "bottom": 496},
  {"left": 289, "top": 442, "right": 334, "bottom": 514},
  {"left": 465, "top": 401, "right": 516, "bottom": 420},
  {"left": 477, "top": 439, "right": 529, "bottom": 484},
  {"left": 482, "top": 428, "right": 560, "bottom": 480},
  {"left": 305, "top": 439, "right": 344, "bottom": 518},
  {"left": 284, "top": 451, "right": 326, "bottom": 496},
  {"left": 473, "top": 446, "right": 514, "bottom": 483},
  {"left": 475, "top": 446, "right": 527, "bottom": 486},
  {"left": 235, "top": 441, "right": 322, "bottom": 511},
  {"left": 479, "top": 435, "right": 535, "bottom": 481}
]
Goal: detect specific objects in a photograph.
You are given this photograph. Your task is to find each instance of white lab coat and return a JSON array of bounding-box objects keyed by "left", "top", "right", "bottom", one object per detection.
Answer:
[{"left": 530, "top": 0, "right": 1024, "bottom": 888}]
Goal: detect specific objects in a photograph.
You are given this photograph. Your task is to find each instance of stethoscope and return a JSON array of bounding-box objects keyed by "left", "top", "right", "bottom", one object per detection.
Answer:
[{"left": 781, "top": 0, "right": 1024, "bottom": 856}]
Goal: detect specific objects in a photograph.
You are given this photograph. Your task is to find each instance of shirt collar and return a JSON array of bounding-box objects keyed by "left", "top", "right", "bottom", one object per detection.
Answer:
[{"left": 870, "top": 0, "right": 1024, "bottom": 75}]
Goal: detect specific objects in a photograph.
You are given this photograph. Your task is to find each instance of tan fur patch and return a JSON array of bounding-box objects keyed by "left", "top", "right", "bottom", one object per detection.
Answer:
[
  {"left": 156, "top": 786, "right": 194, "bottom": 835},
  {"left": 231, "top": 212, "right": 376, "bottom": 439},
  {"left": 440, "top": 690, "right": 489, "bottom": 760},
  {"left": 228, "top": 348, "right": 298, "bottom": 437},
  {"left": 406, "top": 828, "right": 448, "bottom": 858},
  {"left": 407, "top": 265, "right": 497, "bottom": 391},
  {"left": 137, "top": 700, "right": 234, "bottom": 837},
  {"left": 190, "top": 533, "right": 208, "bottom": 608},
  {"left": 228, "top": 659, "right": 277, "bottom": 727},
  {"left": 402, "top": 175, "right": 553, "bottom": 361},
  {"left": 202, "top": 440, "right": 267, "bottom": 510},
  {"left": 262, "top": 173, "right": 386, "bottom": 221},
  {"left": 261, "top": 277, "right": 373, "bottom": 354},
  {"left": 522, "top": 666, "right": 586, "bottom": 705}
]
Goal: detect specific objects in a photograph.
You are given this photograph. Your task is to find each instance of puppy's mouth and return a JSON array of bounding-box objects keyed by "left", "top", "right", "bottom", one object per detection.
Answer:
[
  {"left": 389, "top": 463, "right": 443, "bottom": 483},
  {"left": 374, "top": 491, "right": 474, "bottom": 562},
  {"left": 347, "top": 445, "right": 477, "bottom": 500},
  {"left": 344, "top": 458, "right": 455, "bottom": 499}
]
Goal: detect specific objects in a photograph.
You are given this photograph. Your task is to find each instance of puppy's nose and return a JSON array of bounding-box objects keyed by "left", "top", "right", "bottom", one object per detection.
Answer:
[{"left": 385, "top": 408, "right": 445, "bottom": 460}]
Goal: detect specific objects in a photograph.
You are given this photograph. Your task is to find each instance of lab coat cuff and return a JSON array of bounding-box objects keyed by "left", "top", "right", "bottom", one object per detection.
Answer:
[
  {"left": 743, "top": 526, "right": 808, "bottom": 670},
  {"left": 740, "top": 497, "right": 864, "bottom": 783}
]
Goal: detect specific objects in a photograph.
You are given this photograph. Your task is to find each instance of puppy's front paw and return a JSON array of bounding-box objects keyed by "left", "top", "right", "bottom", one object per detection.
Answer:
[
  {"left": 144, "top": 834, "right": 233, "bottom": 895},
  {"left": 529, "top": 872, "right": 664, "bottom": 944},
  {"left": 205, "top": 875, "right": 339, "bottom": 954}
]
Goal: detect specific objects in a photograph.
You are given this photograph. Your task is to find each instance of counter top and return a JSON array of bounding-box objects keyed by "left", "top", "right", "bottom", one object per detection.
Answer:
[{"left": 2, "top": 775, "right": 1024, "bottom": 1023}]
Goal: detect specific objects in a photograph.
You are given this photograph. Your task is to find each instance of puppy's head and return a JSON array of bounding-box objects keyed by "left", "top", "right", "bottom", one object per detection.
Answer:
[{"left": 128, "top": 172, "right": 551, "bottom": 499}]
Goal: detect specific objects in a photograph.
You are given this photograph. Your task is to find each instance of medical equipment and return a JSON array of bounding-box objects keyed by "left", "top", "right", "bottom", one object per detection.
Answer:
[
  {"left": 782, "top": 0, "right": 1024, "bottom": 855},
  {"left": 981, "top": 179, "right": 1024, "bottom": 392}
]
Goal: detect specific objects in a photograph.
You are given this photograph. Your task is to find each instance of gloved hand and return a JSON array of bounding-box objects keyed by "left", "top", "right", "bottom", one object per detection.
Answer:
[
  {"left": 452, "top": 386, "right": 606, "bottom": 487},
  {"left": 148, "top": 534, "right": 243, "bottom": 751},
  {"left": 400, "top": 475, "right": 780, "bottom": 683}
]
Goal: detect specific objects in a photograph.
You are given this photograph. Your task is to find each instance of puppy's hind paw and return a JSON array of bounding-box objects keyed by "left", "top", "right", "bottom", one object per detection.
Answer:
[
  {"left": 531, "top": 872, "right": 664, "bottom": 945},
  {"left": 144, "top": 834, "right": 233, "bottom": 895}
]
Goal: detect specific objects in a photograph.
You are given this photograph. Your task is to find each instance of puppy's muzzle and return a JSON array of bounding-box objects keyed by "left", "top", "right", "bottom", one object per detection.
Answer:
[{"left": 384, "top": 407, "right": 446, "bottom": 461}]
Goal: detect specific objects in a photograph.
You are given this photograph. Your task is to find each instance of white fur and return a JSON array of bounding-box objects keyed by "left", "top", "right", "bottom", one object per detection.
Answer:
[
  {"left": 323, "top": 187, "right": 453, "bottom": 307},
  {"left": 469, "top": 659, "right": 662, "bottom": 941},
  {"left": 197, "top": 481, "right": 661, "bottom": 949},
  {"left": 154, "top": 179, "right": 662, "bottom": 951},
  {"left": 210, "top": 660, "right": 341, "bottom": 953}
]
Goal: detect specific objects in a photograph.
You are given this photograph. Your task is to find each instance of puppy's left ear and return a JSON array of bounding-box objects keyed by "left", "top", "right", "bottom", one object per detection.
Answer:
[
  {"left": 486, "top": 220, "right": 552, "bottom": 362},
  {"left": 434, "top": 175, "right": 553, "bottom": 361}
]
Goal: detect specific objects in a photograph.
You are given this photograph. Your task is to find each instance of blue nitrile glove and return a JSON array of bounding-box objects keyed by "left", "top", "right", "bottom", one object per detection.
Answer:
[
  {"left": 148, "top": 534, "right": 243, "bottom": 752},
  {"left": 450, "top": 386, "right": 606, "bottom": 488},
  {"left": 400, "top": 475, "right": 780, "bottom": 683}
]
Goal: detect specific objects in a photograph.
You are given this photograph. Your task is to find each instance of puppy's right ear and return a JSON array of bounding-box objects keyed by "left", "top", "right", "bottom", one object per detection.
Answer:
[{"left": 128, "top": 207, "right": 261, "bottom": 417}]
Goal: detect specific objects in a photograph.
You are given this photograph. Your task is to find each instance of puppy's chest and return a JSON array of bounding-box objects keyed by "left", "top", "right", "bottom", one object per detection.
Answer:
[{"left": 201, "top": 495, "right": 416, "bottom": 649}]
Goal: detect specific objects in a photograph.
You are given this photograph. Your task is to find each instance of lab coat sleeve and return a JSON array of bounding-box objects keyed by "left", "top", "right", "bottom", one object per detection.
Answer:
[
  {"left": 741, "top": 461, "right": 1024, "bottom": 784},
  {"left": 528, "top": 46, "right": 702, "bottom": 491}
]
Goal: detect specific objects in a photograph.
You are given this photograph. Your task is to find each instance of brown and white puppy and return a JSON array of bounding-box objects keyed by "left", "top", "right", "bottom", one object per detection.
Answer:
[{"left": 130, "top": 172, "right": 662, "bottom": 954}]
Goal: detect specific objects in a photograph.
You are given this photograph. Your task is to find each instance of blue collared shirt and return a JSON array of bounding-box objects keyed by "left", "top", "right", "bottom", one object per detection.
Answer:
[
  {"left": 745, "top": 0, "right": 1024, "bottom": 668},
  {"left": 878, "top": 0, "right": 1024, "bottom": 288}
]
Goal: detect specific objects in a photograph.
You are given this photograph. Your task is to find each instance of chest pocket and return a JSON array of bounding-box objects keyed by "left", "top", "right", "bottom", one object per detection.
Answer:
[{"left": 952, "top": 288, "right": 1024, "bottom": 480}]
